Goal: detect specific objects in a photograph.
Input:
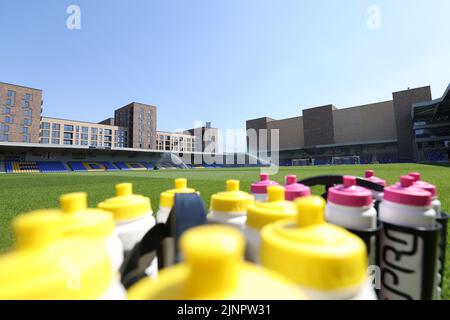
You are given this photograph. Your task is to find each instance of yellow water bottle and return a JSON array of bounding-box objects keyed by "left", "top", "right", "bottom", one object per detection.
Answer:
[{"left": 261, "top": 196, "right": 376, "bottom": 300}]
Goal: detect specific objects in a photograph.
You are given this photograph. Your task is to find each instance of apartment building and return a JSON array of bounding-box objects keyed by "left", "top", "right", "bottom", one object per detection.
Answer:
[
  {"left": 40, "top": 117, "right": 128, "bottom": 148},
  {"left": 156, "top": 131, "right": 197, "bottom": 153},
  {"left": 1, "top": 82, "right": 208, "bottom": 152},
  {"left": 0, "top": 82, "right": 42, "bottom": 144},
  {"left": 114, "top": 103, "right": 157, "bottom": 150}
]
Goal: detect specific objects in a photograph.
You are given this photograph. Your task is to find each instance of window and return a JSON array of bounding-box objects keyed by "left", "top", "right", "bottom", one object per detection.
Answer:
[
  {"left": 64, "top": 125, "right": 74, "bottom": 132},
  {"left": 52, "top": 123, "right": 60, "bottom": 131},
  {"left": 52, "top": 131, "right": 60, "bottom": 138},
  {"left": 0, "top": 133, "right": 8, "bottom": 141},
  {"left": 22, "top": 127, "right": 28, "bottom": 134},
  {"left": 6, "top": 90, "right": 15, "bottom": 106},
  {"left": 90, "top": 141, "right": 98, "bottom": 147},
  {"left": 91, "top": 128, "right": 98, "bottom": 134},
  {"left": 22, "top": 135, "right": 29, "bottom": 142},
  {"left": 1, "top": 125, "right": 9, "bottom": 132},
  {"left": 41, "top": 130, "right": 50, "bottom": 137},
  {"left": 24, "top": 109, "right": 31, "bottom": 117},
  {"left": 41, "top": 138, "right": 50, "bottom": 144},
  {"left": 104, "top": 142, "right": 111, "bottom": 147},
  {"left": 76, "top": 126, "right": 80, "bottom": 132},
  {"left": 81, "top": 127, "right": 88, "bottom": 133},
  {"left": 81, "top": 140, "right": 88, "bottom": 146},
  {"left": 81, "top": 134, "right": 88, "bottom": 140},
  {"left": 23, "top": 118, "right": 31, "bottom": 126},
  {"left": 5, "top": 116, "right": 12, "bottom": 123},
  {"left": 105, "top": 129, "right": 112, "bottom": 135},
  {"left": 64, "top": 140, "right": 73, "bottom": 145},
  {"left": 104, "top": 136, "right": 112, "bottom": 142},
  {"left": 41, "top": 122, "right": 50, "bottom": 129},
  {"left": 2, "top": 106, "right": 10, "bottom": 114},
  {"left": 22, "top": 100, "right": 29, "bottom": 108},
  {"left": 25, "top": 93, "right": 33, "bottom": 101},
  {"left": 52, "top": 138, "right": 60, "bottom": 144},
  {"left": 64, "top": 133, "right": 73, "bottom": 139},
  {"left": 91, "top": 134, "right": 98, "bottom": 141}
]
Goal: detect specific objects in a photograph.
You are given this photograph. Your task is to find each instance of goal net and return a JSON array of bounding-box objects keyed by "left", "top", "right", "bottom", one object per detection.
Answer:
[
  {"left": 291, "top": 158, "right": 315, "bottom": 166},
  {"left": 331, "top": 156, "right": 360, "bottom": 165}
]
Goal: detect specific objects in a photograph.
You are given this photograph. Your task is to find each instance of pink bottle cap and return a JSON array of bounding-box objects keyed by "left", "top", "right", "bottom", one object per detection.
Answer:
[
  {"left": 284, "top": 175, "right": 311, "bottom": 201},
  {"left": 408, "top": 172, "right": 438, "bottom": 198},
  {"left": 364, "top": 170, "right": 386, "bottom": 187},
  {"left": 251, "top": 173, "right": 279, "bottom": 194},
  {"left": 328, "top": 176, "right": 373, "bottom": 207},
  {"left": 384, "top": 176, "right": 432, "bottom": 207}
]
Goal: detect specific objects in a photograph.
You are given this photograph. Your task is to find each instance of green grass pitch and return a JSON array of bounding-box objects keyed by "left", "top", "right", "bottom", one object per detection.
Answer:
[{"left": 0, "top": 163, "right": 449, "bottom": 299}]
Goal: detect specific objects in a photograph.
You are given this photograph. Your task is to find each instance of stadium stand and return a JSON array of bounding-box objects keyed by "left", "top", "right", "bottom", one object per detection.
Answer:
[
  {"left": 114, "top": 161, "right": 153, "bottom": 171},
  {"left": 38, "top": 161, "right": 68, "bottom": 173},
  {"left": 4, "top": 161, "right": 69, "bottom": 173},
  {"left": 9, "top": 161, "right": 40, "bottom": 173},
  {"left": 67, "top": 161, "right": 117, "bottom": 172}
]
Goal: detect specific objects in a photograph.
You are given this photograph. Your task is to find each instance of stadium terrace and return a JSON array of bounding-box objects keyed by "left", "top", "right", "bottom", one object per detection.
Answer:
[{"left": 247, "top": 84, "right": 450, "bottom": 166}]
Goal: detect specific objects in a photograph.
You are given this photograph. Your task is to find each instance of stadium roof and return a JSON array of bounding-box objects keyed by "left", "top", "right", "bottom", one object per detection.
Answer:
[{"left": 412, "top": 83, "right": 450, "bottom": 120}]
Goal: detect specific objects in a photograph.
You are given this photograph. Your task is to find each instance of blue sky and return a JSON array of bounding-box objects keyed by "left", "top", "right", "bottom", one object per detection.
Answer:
[{"left": 1, "top": 0, "right": 450, "bottom": 141}]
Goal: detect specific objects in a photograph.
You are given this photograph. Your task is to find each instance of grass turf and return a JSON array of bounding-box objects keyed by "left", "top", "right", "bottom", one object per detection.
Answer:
[{"left": 0, "top": 163, "right": 449, "bottom": 298}]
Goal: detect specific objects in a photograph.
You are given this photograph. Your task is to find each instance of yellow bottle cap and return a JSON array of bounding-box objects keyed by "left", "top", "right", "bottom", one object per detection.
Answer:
[
  {"left": 98, "top": 183, "right": 152, "bottom": 222},
  {"left": 246, "top": 186, "right": 296, "bottom": 230},
  {"left": 59, "top": 192, "right": 115, "bottom": 239},
  {"left": 0, "top": 212, "right": 114, "bottom": 299},
  {"left": 159, "top": 179, "right": 198, "bottom": 209},
  {"left": 128, "top": 225, "right": 306, "bottom": 300},
  {"left": 260, "top": 196, "right": 367, "bottom": 291},
  {"left": 210, "top": 180, "right": 254, "bottom": 213}
]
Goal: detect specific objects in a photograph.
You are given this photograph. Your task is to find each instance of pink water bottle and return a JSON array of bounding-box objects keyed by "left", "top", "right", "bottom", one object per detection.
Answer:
[
  {"left": 364, "top": 170, "right": 386, "bottom": 204},
  {"left": 408, "top": 172, "right": 447, "bottom": 299},
  {"left": 325, "top": 176, "right": 378, "bottom": 266},
  {"left": 379, "top": 176, "right": 439, "bottom": 300}
]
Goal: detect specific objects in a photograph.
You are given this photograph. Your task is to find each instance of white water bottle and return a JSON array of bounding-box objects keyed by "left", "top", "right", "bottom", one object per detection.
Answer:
[
  {"left": 379, "top": 176, "right": 439, "bottom": 300},
  {"left": 208, "top": 180, "right": 254, "bottom": 230},
  {"left": 245, "top": 186, "right": 296, "bottom": 263},
  {"left": 98, "top": 183, "right": 157, "bottom": 278}
]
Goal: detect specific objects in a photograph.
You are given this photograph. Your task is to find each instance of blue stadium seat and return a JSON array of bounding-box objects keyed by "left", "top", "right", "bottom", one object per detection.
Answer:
[{"left": 38, "top": 161, "right": 68, "bottom": 173}]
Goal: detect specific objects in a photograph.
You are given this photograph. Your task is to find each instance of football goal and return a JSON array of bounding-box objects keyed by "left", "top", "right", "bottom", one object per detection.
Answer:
[
  {"left": 291, "top": 158, "right": 315, "bottom": 166},
  {"left": 331, "top": 156, "right": 361, "bottom": 165}
]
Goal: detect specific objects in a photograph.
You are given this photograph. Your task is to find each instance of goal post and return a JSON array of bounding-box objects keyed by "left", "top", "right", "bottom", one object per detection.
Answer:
[
  {"left": 331, "top": 156, "right": 360, "bottom": 165},
  {"left": 291, "top": 158, "right": 315, "bottom": 166}
]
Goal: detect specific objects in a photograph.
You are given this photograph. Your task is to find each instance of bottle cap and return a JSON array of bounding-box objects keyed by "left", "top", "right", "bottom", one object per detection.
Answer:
[
  {"left": 247, "top": 186, "right": 296, "bottom": 230},
  {"left": 98, "top": 183, "right": 152, "bottom": 222},
  {"left": 364, "top": 170, "right": 386, "bottom": 187},
  {"left": 384, "top": 176, "right": 432, "bottom": 207},
  {"left": 251, "top": 174, "right": 279, "bottom": 194},
  {"left": 210, "top": 180, "right": 254, "bottom": 213},
  {"left": 328, "top": 176, "right": 373, "bottom": 207},
  {"left": 284, "top": 175, "right": 311, "bottom": 201},
  {"left": 408, "top": 172, "right": 438, "bottom": 198},
  {"left": 159, "top": 179, "right": 198, "bottom": 208}
]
